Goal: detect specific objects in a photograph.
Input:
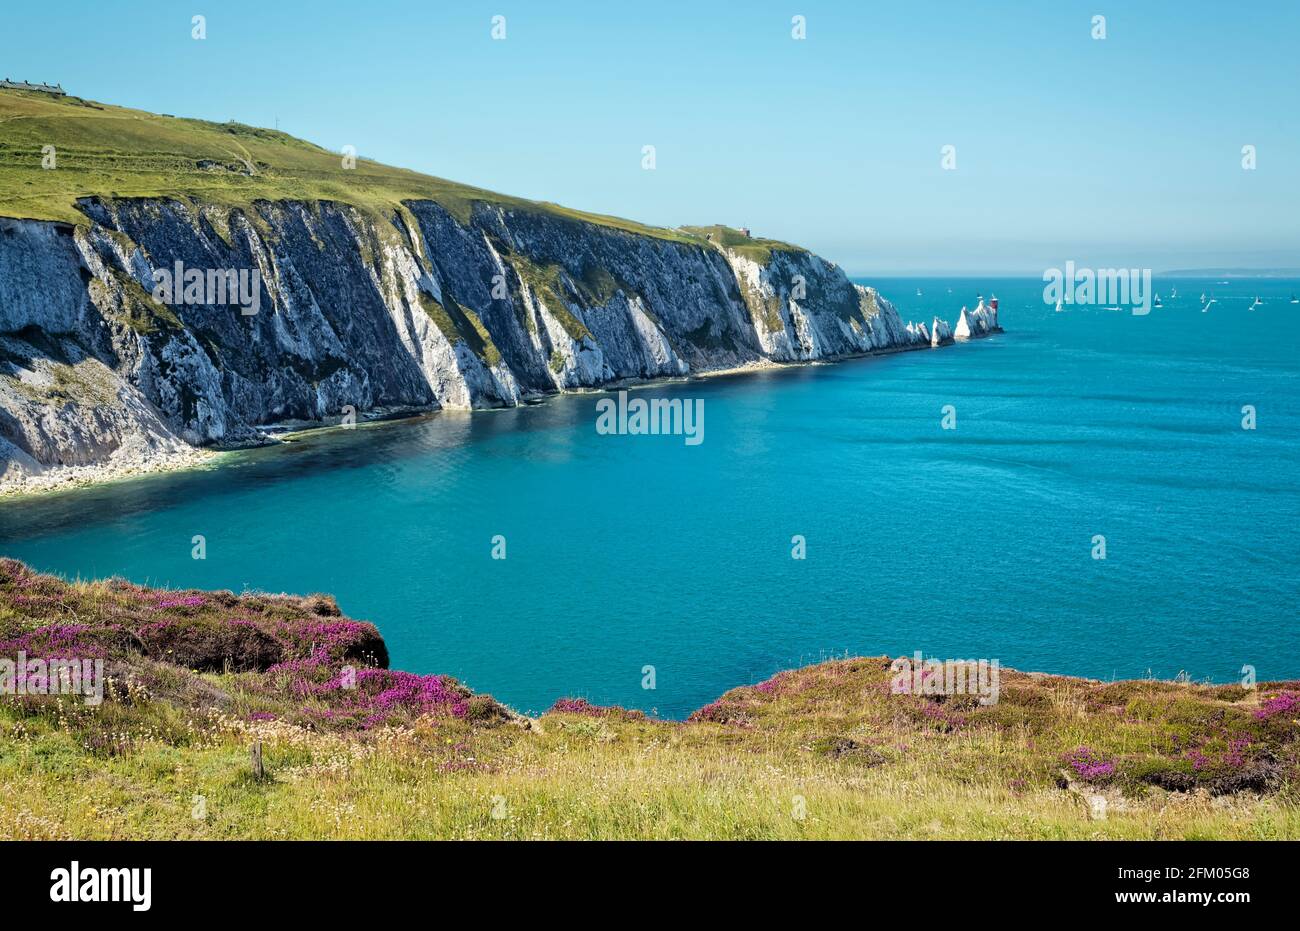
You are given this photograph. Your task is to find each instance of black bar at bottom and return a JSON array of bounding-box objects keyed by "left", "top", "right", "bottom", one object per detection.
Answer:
[{"left": 0, "top": 839, "right": 1286, "bottom": 916}]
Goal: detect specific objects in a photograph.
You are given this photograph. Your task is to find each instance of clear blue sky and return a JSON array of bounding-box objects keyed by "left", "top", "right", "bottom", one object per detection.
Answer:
[{"left": 3, "top": 0, "right": 1297, "bottom": 273}]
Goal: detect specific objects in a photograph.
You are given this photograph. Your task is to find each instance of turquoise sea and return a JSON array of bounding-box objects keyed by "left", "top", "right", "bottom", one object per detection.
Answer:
[{"left": 2, "top": 277, "right": 1297, "bottom": 718}]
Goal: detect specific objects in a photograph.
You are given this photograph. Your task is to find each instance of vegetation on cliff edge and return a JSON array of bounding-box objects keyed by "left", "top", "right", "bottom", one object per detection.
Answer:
[
  {"left": 1, "top": 559, "right": 1297, "bottom": 840},
  {"left": 0, "top": 89, "right": 712, "bottom": 250}
]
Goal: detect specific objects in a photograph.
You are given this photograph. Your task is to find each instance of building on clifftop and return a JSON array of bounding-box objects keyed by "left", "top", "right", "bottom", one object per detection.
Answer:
[{"left": 0, "top": 79, "right": 65, "bottom": 96}]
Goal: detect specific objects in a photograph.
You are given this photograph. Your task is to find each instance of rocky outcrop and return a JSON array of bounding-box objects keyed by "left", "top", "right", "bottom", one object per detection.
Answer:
[
  {"left": 954, "top": 299, "right": 999, "bottom": 340},
  {"left": 929, "top": 316, "right": 954, "bottom": 347},
  {"left": 0, "top": 199, "right": 999, "bottom": 492}
]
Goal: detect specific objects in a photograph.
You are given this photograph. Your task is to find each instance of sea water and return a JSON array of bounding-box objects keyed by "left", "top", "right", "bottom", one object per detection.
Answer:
[{"left": 2, "top": 277, "right": 1296, "bottom": 717}]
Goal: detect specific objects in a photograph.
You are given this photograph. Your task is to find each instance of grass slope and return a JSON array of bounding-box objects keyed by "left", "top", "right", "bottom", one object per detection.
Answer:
[
  {"left": 1, "top": 560, "right": 1297, "bottom": 840},
  {"left": 680, "top": 224, "right": 806, "bottom": 264},
  {"left": 0, "top": 88, "right": 700, "bottom": 245}
]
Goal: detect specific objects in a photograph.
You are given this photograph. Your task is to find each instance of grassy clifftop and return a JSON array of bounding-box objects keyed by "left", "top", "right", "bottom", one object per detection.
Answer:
[
  {"left": 0, "top": 88, "right": 703, "bottom": 245},
  {"left": 679, "top": 224, "right": 807, "bottom": 264},
  {"left": 1, "top": 558, "right": 1297, "bottom": 839}
]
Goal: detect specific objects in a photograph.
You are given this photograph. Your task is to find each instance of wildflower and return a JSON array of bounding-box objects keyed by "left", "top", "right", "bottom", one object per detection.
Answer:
[
  {"left": 1254, "top": 691, "right": 1300, "bottom": 720},
  {"left": 1063, "top": 746, "right": 1116, "bottom": 781}
]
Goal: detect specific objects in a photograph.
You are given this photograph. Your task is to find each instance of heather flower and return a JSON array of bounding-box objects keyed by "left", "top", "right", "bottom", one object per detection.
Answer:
[
  {"left": 1224, "top": 738, "right": 1251, "bottom": 767},
  {"left": 921, "top": 702, "right": 966, "bottom": 730},
  {"left": 1063, "top": 746, "right": 1116, "bottom": 782},
  {"left": 753, "top": 671, "right": 789, "bottom": 695},
  {"left": 0, "top": 624, "right": 115, "bottom": 659},
  {"left": 550, "top": 698, "right": 601, "bottom": 715},
  {"left": 688, "top": 699, "right": 753, "bottom": 726},
  {"left": 1254, "top": 691, "right": 1300, "bottom": 720},
  {"left": 547, "top": 697, "right": 646, "bottom": 721},
  {"left": 277, "top": 667, "right": 475, "bottom": 728},
  {"left": 153, "top": 596, "right": 206, "bottom": 609}
]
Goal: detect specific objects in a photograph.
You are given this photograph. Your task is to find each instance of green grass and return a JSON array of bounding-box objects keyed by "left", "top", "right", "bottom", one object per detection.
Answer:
[
  {"left": 3, "top": 660, "right": 1297, "bottom": 840},
  {"left": 0, "top": 89, "right": 703, "bottom": 248},
  {"left": 503, "top": 251, "right": 593, "bottom": 340},
  {"left": 1, "top": 560, "right": 1298, "bottom": 840},
  {"left": 680, "top": 224, "right": 806, "bottom": 264},
  {"left": 418, "top": 293, "right": 502, "bottom": 366}
]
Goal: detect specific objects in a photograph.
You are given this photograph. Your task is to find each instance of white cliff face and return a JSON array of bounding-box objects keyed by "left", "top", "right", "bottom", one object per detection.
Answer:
[
  {"left": 0, "top": 347, "right": 207, "bottom": 490},
  {"left": 627, "top": 296, "right": 689, "bottom": 377},
  {"left": 0, "top": 199, "right": 999, "bottom": 493},
  {"left": 954, "top": 299, "right": 999, "bottom": 341},
  {"left": 375, "top": 233, "right": 519, "bottom": 410},
  {"left": 930, "top": 316, "right": 954, "bottom": 346},
  {"left": 0, "top": 218, "right": 95, "bottom": 335}
]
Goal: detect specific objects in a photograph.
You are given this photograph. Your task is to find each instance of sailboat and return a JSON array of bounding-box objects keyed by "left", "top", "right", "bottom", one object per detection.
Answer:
[
  {"left": 1170, "top": 287, "right": 1179, "bottom": 299},
  {"left": 916, "top": 288, "right": 923, "bottom": 297},
  {"left": 1290, "top": 294, "right": 1299, "bottom": 304},
  {"left": 1250, "top": 296, "right": 1262, "bottom": 310},
  {"left": 1153, "top": 293, "right": 1163, "bottom": 309},
  {"left": 1055, "top": 298, "right": 1064, "bottom": 312}
]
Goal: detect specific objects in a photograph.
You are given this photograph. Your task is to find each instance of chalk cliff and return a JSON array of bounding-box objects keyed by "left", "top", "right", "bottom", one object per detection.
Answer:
[
  {"left": 0, "top": 192, "right": 999, "bottom": 492},
  {"left": 954, "top": 299, "right": 999, "bottom": 341}
]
